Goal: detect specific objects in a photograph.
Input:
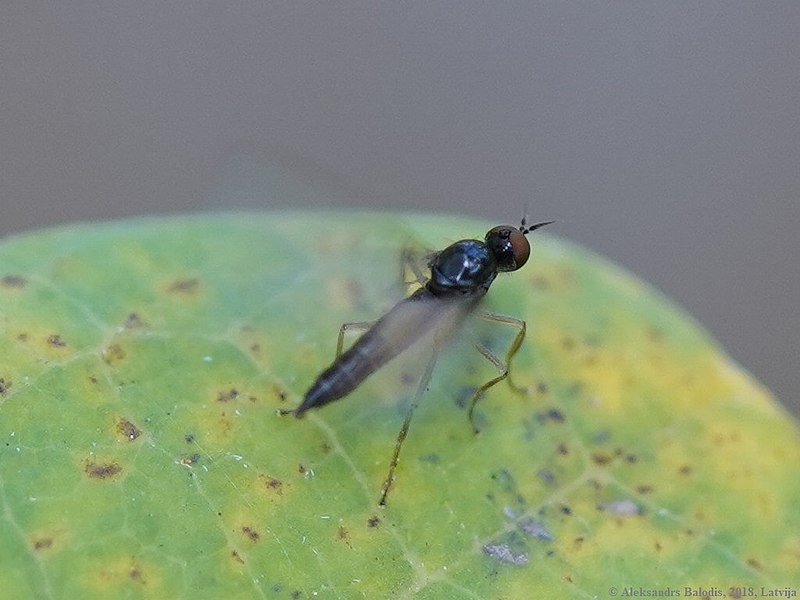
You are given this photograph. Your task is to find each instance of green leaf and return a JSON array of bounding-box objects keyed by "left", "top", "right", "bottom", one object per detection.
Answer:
[{"left": 1, "top": 211, "right": 798, "bottom": 599}]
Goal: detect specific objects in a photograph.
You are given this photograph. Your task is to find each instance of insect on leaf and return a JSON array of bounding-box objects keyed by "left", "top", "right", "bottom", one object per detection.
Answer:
[{"left": 0, "top": 211, "right": 798, "bottom": 599}]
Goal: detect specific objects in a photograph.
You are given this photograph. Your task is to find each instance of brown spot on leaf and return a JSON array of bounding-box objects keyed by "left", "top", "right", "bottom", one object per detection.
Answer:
[
  {"left": 168, "top": 277, "right": 200, "bottom": 294},
  {"left": 217, "top": 413, "right": 234, "bottom": 437},
  {"left": 337, "top": 526, "right": 352, "bottom": 548},
  {"left": 1, "top": 274, "right": 26, "bottom": 288},
  {"left": 47, "top": 334, "right": 67, "bottom": 348},
  {"left": 636, "top": 484, "right": 654, "bottom": 495},
  {"left": 123, "top": 312, "right": 146, "bottom": 328},
  {"left": 0, "top": 378, "right": 11, "bottom": 394},
  {"left": 85, "top": 460, "right": 122, "bottom": 480},
  {"left": 129, "top": 564, "right": 145, "bottom": 584},
  {"left": 231, "top": 549, "right": 245, "bottom": 564},
  {"left": 241, "top": 526, "right": 260, "bottom": 542},
  {"left": 367, "top": 515, "right": 380, "bottom": 528},
  {"left": 591, "top": 452, "right": 612, "bottom": 466},
  {"left": 273, "top": 385, "right": 288, "bottom": 403},
  {"left": 217, "top": 388, "right": 239, "bottom": 402},
  {"left": 261, "top": 475, "right": 283, "bottom": 495},
  {"left": 678, "top": 464, "right": 693, "bottom": 476},
  {"left": 116, "top": 418, "right": 141, "bottom": 441},
  {"left": 33, "top": 537, "right": 53, "bottom": 551},
  {"left": 103, "top": 343, "right": 127, "bottom": 366},
  {"left": 17, "top": 332, "right": 29, "bottom": 342},
  {"left": 746, "top": 557, "right": 763, "bottom": 570}
]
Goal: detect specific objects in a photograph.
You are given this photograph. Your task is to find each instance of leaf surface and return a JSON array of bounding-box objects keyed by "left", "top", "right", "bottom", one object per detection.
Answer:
[{"left": 1, "top": 212, "right": 798, "bottom": 599}]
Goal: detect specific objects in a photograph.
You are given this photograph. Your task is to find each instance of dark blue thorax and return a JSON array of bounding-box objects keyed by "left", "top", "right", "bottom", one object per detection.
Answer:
[{"left": 428, "top": 240, "right": 497, "bottom": 295}]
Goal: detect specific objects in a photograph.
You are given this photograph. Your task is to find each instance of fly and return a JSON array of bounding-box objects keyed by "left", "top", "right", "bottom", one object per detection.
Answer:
[{"left": 283, "top": 217, "right": 553, "bottom": 505}]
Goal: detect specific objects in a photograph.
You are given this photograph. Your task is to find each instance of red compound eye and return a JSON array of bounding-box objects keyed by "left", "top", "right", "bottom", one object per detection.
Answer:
[
  {"left": 485, "top": 225, "right": 530, "bottom": 272},
  {"left": 506, "top": 228, "right": 531, "bottom": 269},
  {"left": 486, "top": 220, "right": 554, "bottom": 272}
]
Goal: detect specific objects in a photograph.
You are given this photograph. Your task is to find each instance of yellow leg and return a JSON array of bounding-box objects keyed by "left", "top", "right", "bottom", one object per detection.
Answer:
[{"left": 466, "top": 311, "right": 527, "bottom": 433}]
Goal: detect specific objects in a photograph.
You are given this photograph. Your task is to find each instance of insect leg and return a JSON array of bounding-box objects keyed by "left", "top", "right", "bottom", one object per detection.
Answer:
[
  {"left": 466, "top": 311, "right": 527, "bottom": 433},
  {"left": 400, "top": 246, "right": 437, "bottom": 288},
  {"left": 336, "top": 321, "right": 374, "bottom": 357},
  {"left": 378, "top": 348, "right": 438, "bottom": 507},
  {"left": 478, "top": 311, "right": 527, "bottom": 392},
  {"left": 321, "top": 246, "right": 427, "bottom": 367},
  {"left": 277, "top": 320, "right": 375, "bottom": 417}
]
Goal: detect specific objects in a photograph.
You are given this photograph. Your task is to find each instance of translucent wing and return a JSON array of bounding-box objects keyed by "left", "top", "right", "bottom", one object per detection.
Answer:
[{"left": 296, "top": 286, "right": 485, "bottom": 416}]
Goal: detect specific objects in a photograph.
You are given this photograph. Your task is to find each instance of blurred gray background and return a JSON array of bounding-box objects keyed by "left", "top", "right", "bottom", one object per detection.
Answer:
[{"left": 1, "top": 3, "right": 797, "bottom": 415}]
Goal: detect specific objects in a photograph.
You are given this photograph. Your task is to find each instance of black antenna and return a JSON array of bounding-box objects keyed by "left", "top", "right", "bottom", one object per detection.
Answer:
[{"left": 520, "top": 218, "right": 555, "bottom": 235}]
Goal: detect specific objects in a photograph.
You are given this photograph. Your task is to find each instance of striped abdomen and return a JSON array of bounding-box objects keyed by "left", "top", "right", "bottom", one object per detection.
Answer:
[{"left": 295, "top": 288, "right": 482, "bottom": 417}]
